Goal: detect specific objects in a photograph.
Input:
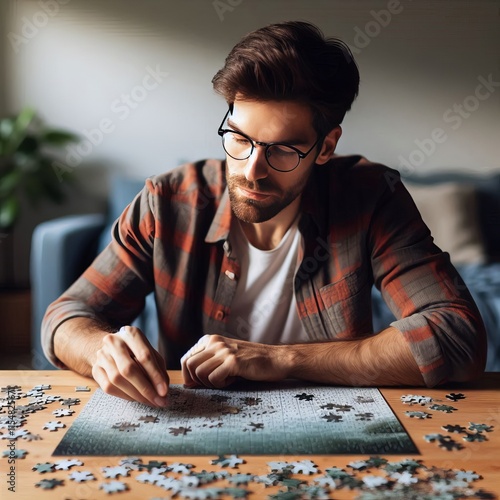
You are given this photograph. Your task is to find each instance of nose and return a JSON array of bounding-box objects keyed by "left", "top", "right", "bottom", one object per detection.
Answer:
[{"left": 244, "top": 145, "right": 269, "bottom": 182}]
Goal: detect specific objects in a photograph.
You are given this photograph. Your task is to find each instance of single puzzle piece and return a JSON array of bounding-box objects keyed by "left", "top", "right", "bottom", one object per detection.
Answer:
[
  {"left": 442, "top": 424, "right": 466, "bottom": 434},
  {"left": 21, "top": 432, "right": 43, "bottom": 441},
  {"left": 227, "top": 473, "right": 255, "bottom": 486},
  {"left": 365, "top": 456, "right": 388, "bottom": 468},
  {"left": 437, "top": 438, "right": 464, "bottom": 451},
  {"left": 35, "top": 478, "right": 64, "bottom": 489},
  {"left": 321, "top": 412, "right": 343, "bottom": 422},
  {"left": 136, "top": 470, "right": 165, "bottom": 484},
  {"left": 60, "top": 397, "right": 80, "bottom": 407},
  {"left": 294, "top": 393, "right": 314, "bottom": 401},
  {"left": 75, "top": 386, "right": 91, "bottom": 392},
  {"left": 32, "top": 462, "right": 55, "bottom": 473},
  {"left": 101, "top": 465, "right": 131, "bottom": 478},
  {"left": 347, "top": 460, "right": 368, "bottom": 471},
  {"left": 424, "top": 433, "right": 450, "bottom": 443},
  {"left": 54, "top": 458, "right": 83, "bottom": 470},
  {"left": 69, "top": 471, "right": 96, "bottom": 482},
  {"left": 112, "top": 421, "right": 140, "bottom": 432},
  {"left": 168, "top": 462, "right": 194, "bottom": 474},
  {"left": 210, "top": 454, "right": 245, "bottom": 468},
  {"left": 43, "top": 420, "right": 66, "bottom": 431},
  {"left": 32, "top": 384, "right": 51, "bottom": 391},
  {"left": 400, "top": 394, "right": 433, "bottom": 406},
  {"left": 138, "top": 415, "right": 159, "bottom": 423},
  {"left": 118, "top": 457, "right": 143, "bottom": 470},
  {"left": 175, "top": 487, "right": 224, "bottom": 500},
  {"left": 468, "top": 422, "right": 494, "bottom": 433},
  {"left": 445, "top": 392, "right": 466, "bottom": 402},
  {"left": 52, "top": 408, "right": 74, "bottom": 417},
  {"left": 289, "top": 460, "right": 318, "bottom": 475},
  {"left": 404, "top": 410, "right": 432, "bottom": 419},
  {"left": 2, "top": 449, "right": 27, "bottom": 459},
  {"left": 355, "top": 412, "right": 374, "bottom": 421},
  {"left": 455, "top": 469, "right": 482, "bottom": 482},
  {"left": 26, "top": 389, "right": 44, "bottom": 397},
  {"left": 362, "top": 475, "right": 389, "bottom": 488},
  {"left": 388, "top": 470, "right": 418, "bottom": 486},
  {"left": 139, "top": 459, "right": 167, "bottom": 471},
  {"left": 0, "top": 429, "right": 28, "bottom": 439},
  {"left": 429, "top": 404, "right": 458, "bottom": 413},
  {"left": 463, "top": 432, "right": 488, "bottom": 442},
  {"left": 169, "top": 425, "right": 192, "bottom": 436},
  {"left": 100, "top": 480, "right": 129, "bottom": 494}
]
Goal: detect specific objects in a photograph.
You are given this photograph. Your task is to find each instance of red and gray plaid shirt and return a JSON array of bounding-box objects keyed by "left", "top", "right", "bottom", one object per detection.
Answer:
[{"left": 42, "top": 155, "right": 486, "bottom": 386}]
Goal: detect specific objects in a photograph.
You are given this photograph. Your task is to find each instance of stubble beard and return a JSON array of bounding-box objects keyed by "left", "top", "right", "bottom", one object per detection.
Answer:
[{"left": 226, "top": 173, "right": 305, "bottom": 224}]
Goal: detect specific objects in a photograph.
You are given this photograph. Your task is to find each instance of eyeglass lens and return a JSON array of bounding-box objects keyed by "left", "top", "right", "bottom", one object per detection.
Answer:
[{"left": 222, "top": 131, "right": 300, "bottom": 171}]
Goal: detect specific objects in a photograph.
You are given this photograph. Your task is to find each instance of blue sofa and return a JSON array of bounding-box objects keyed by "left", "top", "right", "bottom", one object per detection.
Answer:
[{"left": 31, "top": 171, "right": 500, "bottom": 371}]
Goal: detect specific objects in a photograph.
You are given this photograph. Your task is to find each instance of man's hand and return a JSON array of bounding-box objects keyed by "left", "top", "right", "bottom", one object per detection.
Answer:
[
  {"left": 181, "top": 335, "right": 290, "bottom": 389},
  {"left": 92, "top": 326, "right": 169, "bottom": 407}
]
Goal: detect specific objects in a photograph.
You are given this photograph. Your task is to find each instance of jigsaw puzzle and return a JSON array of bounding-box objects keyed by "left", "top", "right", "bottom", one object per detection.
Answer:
[{"left": 53, "top": 382, "right": 417, "bottom": 456}]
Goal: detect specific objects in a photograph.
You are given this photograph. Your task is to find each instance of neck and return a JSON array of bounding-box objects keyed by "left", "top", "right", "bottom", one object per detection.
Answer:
[{"left": 239, "top": 197, "right": 301, "bottom": 250}]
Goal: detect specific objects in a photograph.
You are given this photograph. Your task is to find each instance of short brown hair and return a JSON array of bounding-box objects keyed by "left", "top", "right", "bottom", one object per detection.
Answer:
[{"left": 212, "top": 21, "right": 359, "bottom": 136}]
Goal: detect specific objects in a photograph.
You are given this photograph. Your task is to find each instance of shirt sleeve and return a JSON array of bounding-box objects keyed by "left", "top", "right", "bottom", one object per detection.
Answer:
[
  {"left": 41, "top": 179, "right": 157, "bottom": 368},
  {"left": 369, "top": 170, "right": 487, "bottom": 386}
]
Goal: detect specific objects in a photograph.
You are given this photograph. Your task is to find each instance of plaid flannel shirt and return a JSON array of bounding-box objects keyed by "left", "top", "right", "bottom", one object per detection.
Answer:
[{"left": 42, "top": 155, "right": 486, "bottom": 386}]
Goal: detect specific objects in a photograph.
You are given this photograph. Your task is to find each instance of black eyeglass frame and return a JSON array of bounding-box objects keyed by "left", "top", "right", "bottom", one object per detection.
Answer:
[{"left": 217, "top": 108, "right": 323, "bottom": 173}]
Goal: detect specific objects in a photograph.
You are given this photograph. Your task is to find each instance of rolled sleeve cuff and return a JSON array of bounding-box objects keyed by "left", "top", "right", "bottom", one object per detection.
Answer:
[{"left": 390, "top": 314, "right": 449, "bottom": 387}]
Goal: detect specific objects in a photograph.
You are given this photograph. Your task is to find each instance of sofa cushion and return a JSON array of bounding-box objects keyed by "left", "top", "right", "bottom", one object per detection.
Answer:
[
  {"left": 402, "top": 173, "right": 500, "bottom": 263},
  {"left": 404, "top": 181, "right": 486, "bottom": 265}
]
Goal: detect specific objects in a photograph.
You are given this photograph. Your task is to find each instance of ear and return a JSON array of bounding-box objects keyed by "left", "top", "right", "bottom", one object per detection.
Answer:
[{"left": 315, "top": 126, "right": 342, "bottom": 165}]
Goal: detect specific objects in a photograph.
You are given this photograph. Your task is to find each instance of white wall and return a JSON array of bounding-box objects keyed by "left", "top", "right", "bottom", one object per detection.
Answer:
[
  {"left": 2, "top": 0, "right": 500, "bottom": 285},
  {"left": 5, "top": 0, "right": 500, "bottom": 188}
]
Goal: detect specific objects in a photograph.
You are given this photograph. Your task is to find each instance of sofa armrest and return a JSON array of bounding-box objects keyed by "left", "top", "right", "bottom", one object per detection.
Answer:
[{"left": 30, "top": 214, "right": 106, "bottom": 369}]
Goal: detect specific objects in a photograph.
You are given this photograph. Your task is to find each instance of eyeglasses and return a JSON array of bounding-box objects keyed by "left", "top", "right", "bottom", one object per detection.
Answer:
[{"left": 217, "top": 109, "right": 322, "bottom": 172}]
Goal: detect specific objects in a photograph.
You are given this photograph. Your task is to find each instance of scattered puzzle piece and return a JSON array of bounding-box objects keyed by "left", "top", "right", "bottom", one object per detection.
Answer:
[
  {"left": 463, "top": 432, "right": 488, "bottom": 442},
  {"left": 100, "top": 480, "right": 129, "bottom": 494},
  {"left": 32, "top": 462, "right": 55, "bottom": 473},
  {"left": 468, "top": 422, "right": 494, "bottom": 433},
  {"left": 442, "top": 424, "right": 466, "bottom": 434},
  {"left": 69, "top": 470, "right": 96, "bottom": 482},
  {"left": 75, "top": 386, "right": 91, "bottom": 392},
  {"left": 405, "top": 410, "right": 432, "bottom": 419},
  {"left": 52, "top": 408, "right": 74, "bottom": 417},
  {"left": 2, "top": 449, "right": 27, "bottom": 459},
  {"left": 210, "top": 455, "right": 245, "bottom": 468},
  {"left": 445, "top": 392, "right": 466, "bottom": 401},
  {"left": 54, "top": 458, "right": 83, "bottom": 470},
  {"left": 35, "top": 478, "right": 64, "bottom": 489},
  {"left": 101, "top": 465, "right": 131, "bottom": 478},
  {"left": 43, "top": 420, "right": 66, "bottom": 431},
  {"left": 429, "top": 404, "right": 457, "bottom": 413}
]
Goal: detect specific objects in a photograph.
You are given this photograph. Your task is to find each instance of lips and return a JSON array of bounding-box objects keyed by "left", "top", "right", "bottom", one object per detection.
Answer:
[{"left": 237, "top": 186, "right": 273, "bottom": 201}]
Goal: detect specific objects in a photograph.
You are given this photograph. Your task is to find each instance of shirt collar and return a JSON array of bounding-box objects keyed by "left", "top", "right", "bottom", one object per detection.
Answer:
[{"left": 205, "top": 188, "right": 232, "bottom": 244}]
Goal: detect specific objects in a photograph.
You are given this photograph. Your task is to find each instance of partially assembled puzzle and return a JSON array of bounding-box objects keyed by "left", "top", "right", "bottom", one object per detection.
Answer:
[{"left": 53, "top": 382, "right": 417, "bottom": 456}]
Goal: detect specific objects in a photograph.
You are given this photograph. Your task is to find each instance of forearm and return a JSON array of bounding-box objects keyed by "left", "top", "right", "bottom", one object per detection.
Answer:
[
  {"left": 53, "top": 317, "right": 115, "bottom": 377},
  {"left": 283, "top": 327, "right": 425, "bottom": 386}
]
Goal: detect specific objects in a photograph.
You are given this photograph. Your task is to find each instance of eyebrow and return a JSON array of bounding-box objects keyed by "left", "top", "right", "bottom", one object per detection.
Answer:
[{"left": 226, "top": 118, "right": 311, "bottom": 146}]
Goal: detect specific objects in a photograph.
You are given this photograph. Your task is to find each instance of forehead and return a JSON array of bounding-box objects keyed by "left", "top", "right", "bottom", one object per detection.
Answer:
[{"left": 229, "top": 99, "right": 315, "bottom": 143}]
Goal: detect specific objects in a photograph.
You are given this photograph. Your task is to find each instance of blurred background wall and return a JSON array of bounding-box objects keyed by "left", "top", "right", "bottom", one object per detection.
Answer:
[{"left": 2, "top": 0, "right": 500, "bottom": 285}]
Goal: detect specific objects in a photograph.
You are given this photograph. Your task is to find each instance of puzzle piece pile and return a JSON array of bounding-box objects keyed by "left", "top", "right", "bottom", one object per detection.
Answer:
[
  {"left": 401, "top": 392, "right": 495, "bottom": 452},
  {"left": 1, "top": 383, "right": 497, "bottom": 498},
  {"left": 28, "top": 454, "right": 496, "bottom": 498}
]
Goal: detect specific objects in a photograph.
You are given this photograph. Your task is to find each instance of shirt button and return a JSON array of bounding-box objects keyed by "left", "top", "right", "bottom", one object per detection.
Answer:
[
  {"left": 215, "top": 310, "right": 225, "bottom": 320},
  {"left": 225, "top": 270, "right": 235, "bottom": 280}
]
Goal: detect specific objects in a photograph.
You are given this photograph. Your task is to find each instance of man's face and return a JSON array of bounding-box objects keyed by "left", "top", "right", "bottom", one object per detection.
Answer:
[{"left": 224, "top": 99, "right": 323, "bottom": 224}]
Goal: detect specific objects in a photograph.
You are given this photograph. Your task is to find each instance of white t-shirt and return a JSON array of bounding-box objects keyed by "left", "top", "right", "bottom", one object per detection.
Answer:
[{"left": 225, "top": 218, "right": 308, "bottom": 344}]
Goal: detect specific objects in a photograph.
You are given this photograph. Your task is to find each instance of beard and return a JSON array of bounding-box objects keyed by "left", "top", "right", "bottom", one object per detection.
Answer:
[{"left": 226, "top": 171, "right": 308, "bottom": 224}]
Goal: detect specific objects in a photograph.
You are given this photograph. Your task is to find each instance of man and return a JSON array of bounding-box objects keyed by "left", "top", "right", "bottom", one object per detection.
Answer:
[{"left": 42, "top": 21, "right": 486, "bottom": 408}]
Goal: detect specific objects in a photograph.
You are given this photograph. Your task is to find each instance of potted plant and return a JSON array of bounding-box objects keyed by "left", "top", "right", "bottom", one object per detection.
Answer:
[
  {"left": 0, "top": 108, "right": 78, "bottom": 287},
  {"left": 0, "top": 107, "right": 78, "bottom": 229}
]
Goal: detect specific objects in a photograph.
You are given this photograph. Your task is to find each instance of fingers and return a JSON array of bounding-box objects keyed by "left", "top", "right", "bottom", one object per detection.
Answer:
[
  {"left": 93, "top": 326, "right": 168, "bottom": 407},
  {"left": 117, "top": 327, "right": 169, "bottom": 398},
  {"left": 181, "top": 335, "right": 236, "bottom": 389}
]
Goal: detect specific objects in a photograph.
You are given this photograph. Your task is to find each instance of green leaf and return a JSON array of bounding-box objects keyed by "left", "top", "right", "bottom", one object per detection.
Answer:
[
  {"left": 0, "top": 196, "right": 20, "bottom": 229},
  {"left": 42, "top": 129, "right": 79, "bottom": 145},
  {"left": 3, "top": 107, "right": 36, "bottom": 155},
  {"left": 0, "top": 169, "right": 22, "bottom": 197}
]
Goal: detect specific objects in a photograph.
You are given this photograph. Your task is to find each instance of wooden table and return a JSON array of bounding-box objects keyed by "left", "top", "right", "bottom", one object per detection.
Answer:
[{"left": 1, "top": 370, "right": 499, "bottom": 498}]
